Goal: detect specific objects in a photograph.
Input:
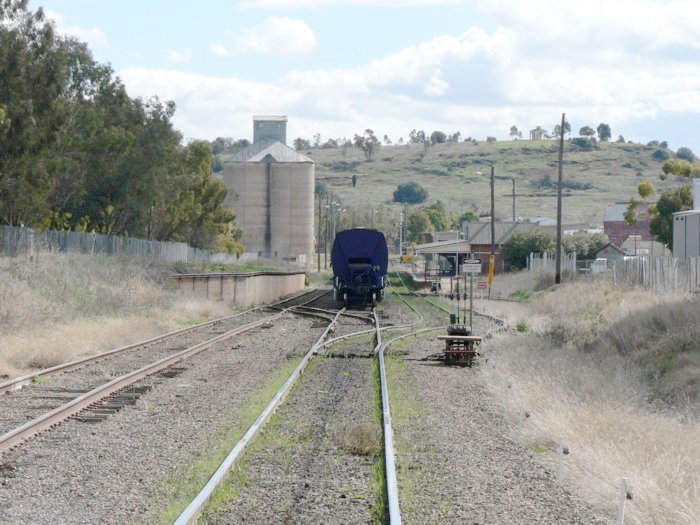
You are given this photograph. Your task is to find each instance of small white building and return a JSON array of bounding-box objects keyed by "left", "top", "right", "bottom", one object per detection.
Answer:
[{"left": 530, "top": 126, "right": 548, "bottom": 140}]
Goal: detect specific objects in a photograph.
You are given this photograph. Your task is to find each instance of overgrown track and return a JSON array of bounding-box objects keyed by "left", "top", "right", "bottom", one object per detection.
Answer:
[
  {"left": 174, "top": 303, "right": 405, "bottom": 524},
  {"left": 0, "top": 288, "right": 324, "bottom": 395},
  {"left": 0, "top": 289, "right": 328, "bottom": 456}
]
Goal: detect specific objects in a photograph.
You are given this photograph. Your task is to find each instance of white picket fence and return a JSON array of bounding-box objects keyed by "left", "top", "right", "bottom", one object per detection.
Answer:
[
  {"left": 0, "top": 225, "right": 241, "bottom": 265},
  {"left": 527, "top": 252, "right": 577, "bottom": 273}
]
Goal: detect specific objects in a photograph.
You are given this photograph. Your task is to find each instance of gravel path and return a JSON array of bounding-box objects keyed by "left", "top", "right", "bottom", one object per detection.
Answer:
[
  {"left": 0, "top": 314, "right": 324, "bottom": 524},
  {"left": 386, "top": 302, "right": 610, "bottom": 524}
]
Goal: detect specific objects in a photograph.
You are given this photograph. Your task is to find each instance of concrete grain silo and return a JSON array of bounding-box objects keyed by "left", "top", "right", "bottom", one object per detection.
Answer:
[{"left": 222, "top": 116, "right": 315, "bottom": 263}]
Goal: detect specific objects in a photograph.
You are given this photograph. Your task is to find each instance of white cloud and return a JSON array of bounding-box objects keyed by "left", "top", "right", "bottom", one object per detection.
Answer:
[
  {"left": 238, "top": 17, "right": 317, "bottom": 56},
  {"left": 118, "top": 1, "right": 700, "bottom": 153},
  {"left": 424, "top": 73, "right": 449, "bottom": 96},
  {"left": 44, "top": 10, "right": 108, "bottom": 48},
  {"left": 165, "top": 49, "right": 192, "bottom": 64},
  {"left": 209, "top": 43, "right": 233, "bottom": 57},
  {"left": 238, "top": 0, "right": 460, "bottom": 9}
]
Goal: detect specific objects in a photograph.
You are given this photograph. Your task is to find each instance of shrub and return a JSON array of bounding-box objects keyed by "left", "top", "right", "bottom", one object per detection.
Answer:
[{"left": 652, "top": 149, "right": 670, "bottom": 161}]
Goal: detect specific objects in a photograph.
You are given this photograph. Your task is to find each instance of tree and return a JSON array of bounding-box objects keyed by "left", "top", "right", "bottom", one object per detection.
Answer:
[
  {"left": 617, "top": 135, "right": 625, "bottom": 143},
  {"left": 562, "top": 231, "right": 609, "bottom": 260},
  {"left": 383, "top": 134, "right": 392, "bottom": 145},
  {"left": 638, "top": 181, "right": 657, "bottom": 199},
  {"left": 321, "top": 138, "right": 338, "bottom": 149},
  {"left": 676, "top": 147, "right": 696, "bottom": 162},
  {"left": 579, "top": 126, "right": 595, "bottom": 138},
  {"left": 315, "top": 180, "right": 328, "bottom": 197},
  {"left": 509, "top": 125, "right": 519, "bottom": 140},
  {"left": 486, "top": 136, "right": 497, "bottom": 143},
  {"left": 293, "top": 137, "right": 310, "bottom": 151},
  {"left": 447, "top": 131, "right": 461, "bottom": 143},
  {"left": 459, "top": 210, "right": 480, "bottom": 223},
  {"left": 501, "top": 230, "right": 556, "bottom": 270},
  {"left": 353, "top": 129, "right": 381, "bottom": 160},
  {"left": 652, "top": 149, "right": 670, "bottom": 161},
  {"left": 553, "top": 120, "right": 571, "bottom": 138},
  {"left": 596, "top": 123, "right": 612, "bottom": 141},
  {"left": 406, "top": 210, "right": 432, "bottom": 242},
  {"left": 351, "top": 174, "right": 357, "bottom": 187},
  {"left": 393, "top": 182, "right": 428, "bottom": 204},
  {"left": 424, "top": 200, "right": 457, "bottom": 231},
  {"left": 649, "top": 186, "right": 693, "bottom": 248},
  {"left": 430, "top": 130, "right": 447, "bottom": 145}
]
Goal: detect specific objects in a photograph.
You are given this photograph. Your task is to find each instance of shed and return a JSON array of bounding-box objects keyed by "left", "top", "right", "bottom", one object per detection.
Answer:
[{"left": 594, "top": 242, "right": 629, "bottom": 261}]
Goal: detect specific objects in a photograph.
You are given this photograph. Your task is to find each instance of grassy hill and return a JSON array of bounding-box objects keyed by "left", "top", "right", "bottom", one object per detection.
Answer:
[{"left": 307, "top": 139, "right": 671, "bottom": 227}]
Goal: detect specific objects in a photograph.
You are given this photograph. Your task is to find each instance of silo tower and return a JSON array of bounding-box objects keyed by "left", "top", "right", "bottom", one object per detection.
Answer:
[{"left": 222, "top": 116, "right": 315, "bottom": 264}]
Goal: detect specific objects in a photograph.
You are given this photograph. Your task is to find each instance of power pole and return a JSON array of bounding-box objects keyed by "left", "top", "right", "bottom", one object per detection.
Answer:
[
  {"left": 324, "top": 193, "right": 330, "bottom": 269},
  {"left": 488, "top": 165, "right": 495, "bottom": 299},
  {"left": 555, "top": 112, "right": 565, "bottom": 285},
  {"left": 511, "top": 177, "right": 516, "bottom": 222},
  {"left": 317, "top": 195, "right": 321, "bottom": 272}
]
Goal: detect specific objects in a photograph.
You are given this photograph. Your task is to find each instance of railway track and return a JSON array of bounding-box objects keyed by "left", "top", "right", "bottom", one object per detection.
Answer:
[
  {"left": 1, "top": 278, "right": 470, "bottom": 523},
  {"left": 0, "top": 288, "right": 328, "bottom": 456},
  {"left": 172, "top": 303, "right": 401, "bottom": 524}
]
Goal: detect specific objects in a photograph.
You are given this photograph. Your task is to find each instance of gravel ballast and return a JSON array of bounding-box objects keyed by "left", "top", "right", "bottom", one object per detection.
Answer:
[
  {"left": 386, "top": 296, "right": 610, "bottom": 524},
  {"left": 0, "top": 314, "right": 324, "bottom": 524}
]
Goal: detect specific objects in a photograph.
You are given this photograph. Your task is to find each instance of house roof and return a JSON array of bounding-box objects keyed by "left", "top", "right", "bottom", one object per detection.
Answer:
[
  {"left": 225, "top": 139, "right": 313, "bottom": 163},
  {"left": 414, "top": 239, "right": 471, "bottom": 255},
  {"left": 463, "top": 221, "right": 540, "bottom": 245},
  {"left": 530, "top": 126, "right": 547, "bottom": 133},
  {"left": 595, "top": 242, "right": 629, "bottom": 256},
  {"left": 604, "top": 202, "right": 651, "bottom": 222}
]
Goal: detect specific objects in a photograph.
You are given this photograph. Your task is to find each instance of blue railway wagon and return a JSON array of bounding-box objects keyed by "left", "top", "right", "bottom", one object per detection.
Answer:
[{"left": 331, "top": 228, "right": 388, "bottom": 306}]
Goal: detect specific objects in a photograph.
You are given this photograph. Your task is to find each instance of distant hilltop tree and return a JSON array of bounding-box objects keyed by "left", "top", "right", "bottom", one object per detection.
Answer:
[
  {"left": 553, "top": 120, "right": 571, "bottom": 138},
  {"left": 430, "top": 130, "right": 447, "bottom": 145},
  {"left": 597, "top": 123, "right": 612, "bottom": 141},
  {"left": 509, "top": 125, "right": 519, "bottom": 139},
  {"left": 353, "top": 129, "right": 381, "bottom": 160},
  {"left": 579, "top": 126, "right": 595, "bottom": 138},
  {"left": 294, "top": 137, "right": 311, "bottom": 151}
]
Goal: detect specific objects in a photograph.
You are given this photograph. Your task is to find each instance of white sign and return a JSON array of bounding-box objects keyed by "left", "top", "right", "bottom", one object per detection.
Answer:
[{"left": 461, "top": 261, "right": 481, "bottom": 274}]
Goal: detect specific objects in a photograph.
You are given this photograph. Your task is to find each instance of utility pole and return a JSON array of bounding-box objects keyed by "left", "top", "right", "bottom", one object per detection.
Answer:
[
  {"left": 511, "top": 177, "right": 516, "bottom": 222},
  {"left": 324, "top": 193, "right": 330, "bottom": 269},
  {"left": 556, "top": 112, "right": 565, "bottom": 285},
  {"left": 488, "top": 165, "right": 495, "bottom": 299},
  {"left": 317, "top": 195, "right": 321, "bottom": 272}
]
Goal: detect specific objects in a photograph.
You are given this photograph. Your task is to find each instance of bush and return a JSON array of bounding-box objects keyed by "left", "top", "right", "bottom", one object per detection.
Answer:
[
  {"left": 652, "top": 149, "right": 670, "bottom": 161},
  {"left": 676, "top": 147, "right": 696, "bottom": 162},
  {"left": 572, "top": 137, "right": 597, "bottom": 150},
  {"left": 501, "top": 230, "right": 556, "bottom": 270}
]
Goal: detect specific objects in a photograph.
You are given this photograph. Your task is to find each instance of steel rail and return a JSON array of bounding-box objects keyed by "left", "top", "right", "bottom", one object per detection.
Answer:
[
  {"left": 0, "top": 291, "right": 327, "bottom": 456},
  {"left": 0, "top": 288, "right": 320, "bottom": 394},
  {"left": 173, "top": 307, "right": 346, "bottom": 525},
  {"left": 375, "top": 308, "right": 402, "bottom": 524},
  {"left": 0, "top": 313, "right": 287, "bottom": 456}
]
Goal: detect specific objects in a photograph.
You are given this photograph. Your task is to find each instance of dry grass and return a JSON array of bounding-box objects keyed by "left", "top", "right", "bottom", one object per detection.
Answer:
[
  {"left": 0, "top": 251, "right": 234, "bottom": 379},
  {"left": 480, "top": 283, "right": 700, "bottom": 524},
  {"left": 333, "top": 423, "right": 382, "bottom": 456}
]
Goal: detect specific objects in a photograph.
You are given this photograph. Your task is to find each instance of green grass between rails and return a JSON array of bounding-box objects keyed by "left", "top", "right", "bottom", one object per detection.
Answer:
[{"left": 146, "top": 358, "right": 303, "bottom": 524}]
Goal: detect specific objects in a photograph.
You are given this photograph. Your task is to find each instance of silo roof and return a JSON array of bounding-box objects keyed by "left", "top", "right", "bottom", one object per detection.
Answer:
[{"left": 226, "top": 139, "right": 313, "bottom": 163}]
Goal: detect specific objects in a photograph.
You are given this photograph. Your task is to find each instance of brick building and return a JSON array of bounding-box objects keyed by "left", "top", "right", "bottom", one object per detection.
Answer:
[{"left": 603, "top": 202, "right": 654, "bottom": 247}]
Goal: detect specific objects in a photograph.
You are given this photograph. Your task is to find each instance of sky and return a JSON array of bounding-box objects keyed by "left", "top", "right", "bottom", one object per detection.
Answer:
[{"left": 30, "top": 0, "right": 700, "bottom": 154}]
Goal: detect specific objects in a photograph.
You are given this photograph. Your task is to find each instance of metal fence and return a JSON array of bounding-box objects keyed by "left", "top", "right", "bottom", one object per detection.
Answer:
[{"left": 0, "top": 225, "right": 241, "bottom": 264}]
